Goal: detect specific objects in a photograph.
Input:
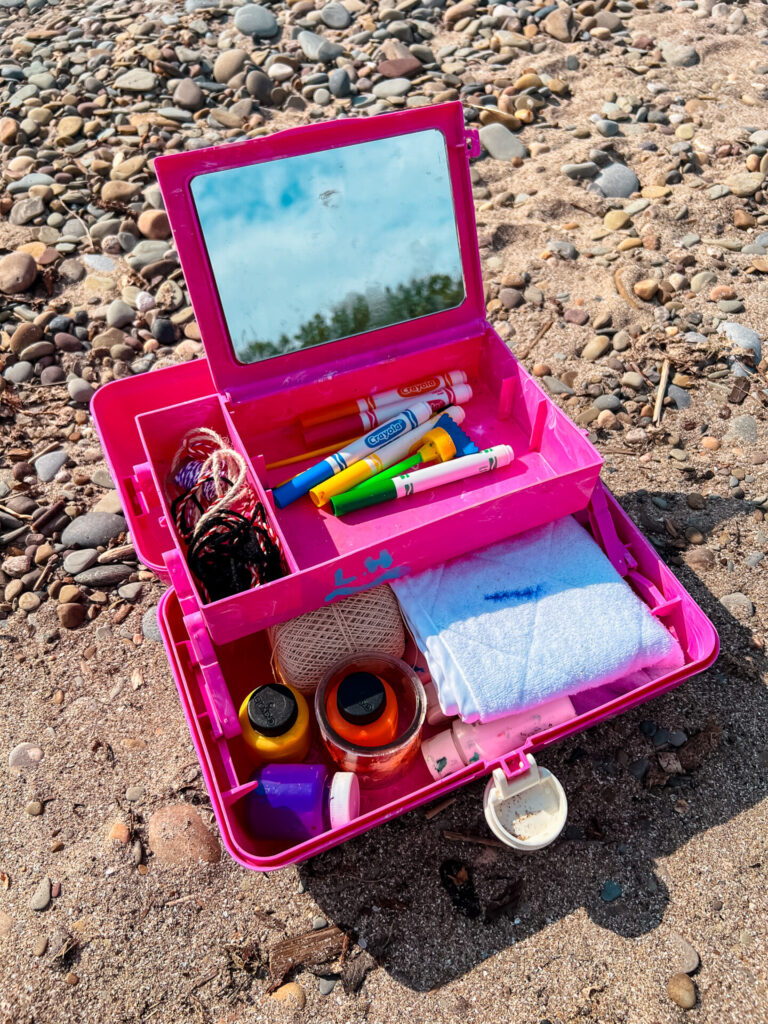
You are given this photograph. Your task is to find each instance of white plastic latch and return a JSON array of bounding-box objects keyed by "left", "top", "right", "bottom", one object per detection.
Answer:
[{"left": 483, "top": 755, "right": 568, "bottom": 852}]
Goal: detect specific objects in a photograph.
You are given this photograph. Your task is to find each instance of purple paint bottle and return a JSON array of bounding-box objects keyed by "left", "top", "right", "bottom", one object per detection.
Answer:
[{"left": 244, "top": 764, "right": 359, "bottom": 842}]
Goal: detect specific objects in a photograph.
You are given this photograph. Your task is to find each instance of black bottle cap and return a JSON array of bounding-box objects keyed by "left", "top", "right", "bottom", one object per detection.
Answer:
[
  {"left": 336, "top": 672, "right": 386, "bottom": 726},
  {"left": 247, "top": 683, "right": 298, "bottom": 737}
]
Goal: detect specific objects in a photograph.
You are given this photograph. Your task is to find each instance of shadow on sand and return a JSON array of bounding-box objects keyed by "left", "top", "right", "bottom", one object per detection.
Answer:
[{"left": 298, "top": 490, "right": 767, "bottom": 990}]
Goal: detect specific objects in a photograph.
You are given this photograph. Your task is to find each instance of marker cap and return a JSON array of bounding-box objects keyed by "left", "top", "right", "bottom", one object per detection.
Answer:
[
  {"left": 273, "top": 461, "right": 335, "bottom": 508},
  {"left": 328, "top": 771, "right": 360, "bottom": 828}
]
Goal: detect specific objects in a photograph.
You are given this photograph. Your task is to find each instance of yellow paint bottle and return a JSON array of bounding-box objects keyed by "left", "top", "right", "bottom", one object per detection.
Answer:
[{"left": 238, "top": 682, "right": 311, "bottom": 763}]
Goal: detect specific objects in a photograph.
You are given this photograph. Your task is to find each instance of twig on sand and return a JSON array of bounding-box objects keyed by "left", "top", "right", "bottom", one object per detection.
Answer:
[{"left": 653, "top": 358, "right": 671, "bottom": 425}]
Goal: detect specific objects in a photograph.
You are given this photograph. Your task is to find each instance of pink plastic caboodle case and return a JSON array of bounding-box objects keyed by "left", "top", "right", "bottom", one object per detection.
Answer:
[{"left": 93, "top": 102, "right": 718, "bottom": 870}]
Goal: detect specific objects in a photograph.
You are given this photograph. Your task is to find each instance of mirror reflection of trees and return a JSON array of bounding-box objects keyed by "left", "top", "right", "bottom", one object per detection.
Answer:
[{"left": 239, "top": 272, "right": 464, "bottom": 362}]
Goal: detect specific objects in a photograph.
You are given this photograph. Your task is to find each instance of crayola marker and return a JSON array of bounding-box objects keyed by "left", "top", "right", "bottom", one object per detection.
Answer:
[
  {"left": 300, "top": 370, "right": 468, "bottom": 429},
  {"left": 330, "top": 446, "right": 515, "bottom": 516},
  {"left": 273, "top": 399, "right": 445, "bottom": 508},
  {"left": 303, "top": 384, "right": 473, "bottom": 448},
  {"left": 309, "top": 406, "right": 467, "bottom": 508}
]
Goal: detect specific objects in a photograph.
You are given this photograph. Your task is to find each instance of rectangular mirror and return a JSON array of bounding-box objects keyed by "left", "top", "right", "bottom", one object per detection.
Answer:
[{"left": 190, "top": 129, "right": 466, "bottom": 365}]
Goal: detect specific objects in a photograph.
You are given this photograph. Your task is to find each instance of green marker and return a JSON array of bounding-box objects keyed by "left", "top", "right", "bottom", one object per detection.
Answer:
[{"left": 330, "top": 445, "right": 515, "bottom": 516}]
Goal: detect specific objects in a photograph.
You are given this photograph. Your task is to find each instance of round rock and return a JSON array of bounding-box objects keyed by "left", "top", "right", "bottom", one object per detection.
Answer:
[
  {"left": 666, "top": 973, "right": 697, "bottom": 1010},
  {"left": 61, "top": 512, "right": 127, "bottom": 548},
  {"left": 148, "top": 805, "right": 221, "bottom": 865},
  {"left": 0, "top": 252, "right": 37, "bottom": 293},
  {"left": 234, "top": 3, "right": 279, "bottom": 37},
  {"left": 9, "top": 741, "right": 44, "bottom": 771}
]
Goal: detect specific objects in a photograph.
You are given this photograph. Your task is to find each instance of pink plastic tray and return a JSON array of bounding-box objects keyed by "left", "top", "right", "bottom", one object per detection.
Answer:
[
  {"left": 93, "top": 103, "right": 603, "bottom": 649},
  {"left": 156, "top": 482, "right": 718, "bottom": 871}
]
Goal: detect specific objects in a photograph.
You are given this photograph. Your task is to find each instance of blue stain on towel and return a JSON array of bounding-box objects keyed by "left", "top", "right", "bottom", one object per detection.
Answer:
[{"left": 484, "top": 584, "right": 544, "bottom": 604}]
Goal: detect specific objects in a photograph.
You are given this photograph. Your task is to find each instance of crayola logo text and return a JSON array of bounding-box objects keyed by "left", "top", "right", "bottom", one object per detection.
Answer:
[
  {"left": 399, "top": 378, "right": 439, "bottom": 397},
  {"left": 365, "top": 420, "right": 407, "bottom": 448}
]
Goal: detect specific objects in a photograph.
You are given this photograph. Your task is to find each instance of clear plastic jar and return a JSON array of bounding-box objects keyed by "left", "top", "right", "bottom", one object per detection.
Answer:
[{"left": 315, "top": 651, "right": 426, "bottom": 785}]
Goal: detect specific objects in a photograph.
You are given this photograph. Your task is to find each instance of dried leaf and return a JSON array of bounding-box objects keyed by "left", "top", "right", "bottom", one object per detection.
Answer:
[
  {"left": 728, "top": 377, "right": 750, "bottom": 405},
  {"left": 0, "top": 871, "right": 9, "bottom": 890},
  {"left": 439, "top": 859, "right": 481, "bottom": 919},
  {"left": 341, "top": 951, "right": 377, "bottom": 995},
  {"left": 677, "top": 721, "right": 722, "bottom": 773}
]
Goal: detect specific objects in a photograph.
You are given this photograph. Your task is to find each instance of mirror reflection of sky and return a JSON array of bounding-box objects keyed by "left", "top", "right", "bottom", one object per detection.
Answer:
[{"left": 190, "top": 130, "right": 465, "bottom": 362}]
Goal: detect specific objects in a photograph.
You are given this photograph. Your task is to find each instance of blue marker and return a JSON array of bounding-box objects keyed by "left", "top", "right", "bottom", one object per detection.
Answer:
[{"left": 273, "top": 399, "right": 442, "bottom": 508}]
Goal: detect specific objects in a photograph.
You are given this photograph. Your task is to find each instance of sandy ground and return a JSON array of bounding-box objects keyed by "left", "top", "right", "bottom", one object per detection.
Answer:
[{"left": 2, "top": 0, "right": 768, "bottom": 1021}]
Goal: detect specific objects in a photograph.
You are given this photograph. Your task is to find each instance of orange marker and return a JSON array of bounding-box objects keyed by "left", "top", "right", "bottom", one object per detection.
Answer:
[{"left": 300, "top": 370, "right": 467, "bottom": 429}]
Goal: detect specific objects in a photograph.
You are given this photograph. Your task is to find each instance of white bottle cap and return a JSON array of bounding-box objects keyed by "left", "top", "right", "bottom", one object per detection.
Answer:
[{"left": 328, "top": 771, "right": 360, "bottom": 829}]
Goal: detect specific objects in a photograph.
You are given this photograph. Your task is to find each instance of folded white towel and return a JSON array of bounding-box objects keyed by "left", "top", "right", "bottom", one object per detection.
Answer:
[{"left": 391, "top": 516, "right": 681, "bottom": 722}]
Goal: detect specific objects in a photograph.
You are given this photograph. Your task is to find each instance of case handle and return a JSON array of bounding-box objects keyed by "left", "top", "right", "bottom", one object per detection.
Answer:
[{"left": 183, "top": 611, "right": 241, "bottom": 740}]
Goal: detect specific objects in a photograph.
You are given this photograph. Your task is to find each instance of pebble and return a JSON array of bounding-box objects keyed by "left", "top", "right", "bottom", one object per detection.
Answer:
[
  {"left": 148, "top": 805, "right": 221, "bottom": 865},
  {"left": 234, "top": 3, "right": 279, "bottom": 37},
  {"left": 9, "top": 742, "right": 44, "bottom": 771},
  {"left": 0, "top": 251, "right": 36, "bottom": 293},
  {"left": 29, "top": 876, "right": 51, "bottom": 912},
  {"left": 661, "top": 42, "right": 700, "bottom": 67},
  {"left": 593, "top": 163, "right": 640, "bottom": 198},
  {"left": 601, "top": 880, "right": 622, "bottom": 902},
  {"left": 725, "top": 415, "right": 758, "bottom": 445},
  {"left": 114, "top": 69, "right": 158, "bottom": 93},
  {"left": 34, "top": 450, "right": 68, "bottom": 482},
  {"left": 581, "top": 337, "right": 611, "bottom": 361},
  {"left": 271, "top": 982, "right": 306, "bottom": 1008},
  {"left": 668, "top": 933, "right": 700, "bottom": 975},
  {"left": 142, "top": 606, "right": 162, "bottom": 642},
  {"left": 479, "top": 122, "right": 529, "bottom": 161},
  {"left": 318, "top": 976, "right": 339, "bottom": 996},
  {"left": 720, "top": 592, "right": 754, "bottom": 619},
  {"left": 67, "top": 378, "right": 95, "bottom": 404},
  {"left": 74, "top": 564, "right": 133, "bottom": 587},
  {"left": 312, "top": 915, "right": 328, "bottom": 930},
  {"left": 63, "top": 549, "right": 98, "bottom": 575},
  {"left": 666, "top": 973, "right": 697, "bottom": 1010},
  {"left": 61, "top": 513, "right": 127, "bottom": 548}
]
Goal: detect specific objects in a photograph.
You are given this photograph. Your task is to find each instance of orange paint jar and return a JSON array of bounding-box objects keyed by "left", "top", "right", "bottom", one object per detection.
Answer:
[{"left": 325, "top": 671, "right": 399, "bottom": 748}]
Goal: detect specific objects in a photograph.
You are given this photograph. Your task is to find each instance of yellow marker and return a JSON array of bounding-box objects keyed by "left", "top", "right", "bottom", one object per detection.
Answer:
[{"left": 308, "top": 407, "right": 467, "bottom": 508}]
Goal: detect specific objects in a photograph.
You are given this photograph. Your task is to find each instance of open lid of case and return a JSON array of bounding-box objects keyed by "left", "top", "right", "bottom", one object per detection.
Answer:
[{"left": 154, "top": 102, "right": 484, "bottom": 402}]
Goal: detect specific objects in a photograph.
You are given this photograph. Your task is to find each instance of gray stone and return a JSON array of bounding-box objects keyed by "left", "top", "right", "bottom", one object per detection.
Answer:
[
  {"left": 661, "top": 42, "right": 700, "bottom": 67},
  {"left": 562, "top": 161, "right": 599, "bottom": 179},
  {"left": 67, "top": 378, "right": 95, "bottom": 404},
  {"left": 720, "top": 592, "right": 754, "bottom": 619},
  {"left": 74, "top": 564, "right": 133, "bottom": 587},
  {"left": 725, "top": 414, "right": 758, "bottom": 445},
  {"left": 667, "top": 385, "right": 691, "bottom": 410},
  {"left": 547, "top": 240, "right": 578, "bottom": 259},
  {"left": 542, "top": 375, "right": 574, "bottom": 396},
  {"left": 114, "top": 69, "right": 158, "bottom": 92},
  {"left": 106, "top": 299, "right": 135, "bottom": 328},
  {"left": 479, "top": 122, "right": 529, "bottom": 161},
  {"left": 118, "top": 582, "right": 144, "bottom": 602},
  {"left": 7, "top": 173, "right": 54, "bottom": 194},
  {"left": 142, "top": 605, "right": 162, "bottom": 642},
  {"left": 4, "top": 361, "right": 33, "bottom": 384},
  {"left": 321, "top": 2, "right": 351, "bottom": 29},
  {"left": 594, "top": 394, "right": 621, "bottom": 411},
  {"left": 594, "top": 118, "right": 619, "bottom": 138},
  {"left": 126, "top": 240, "right": 170, "bottom": 271},
  {"left": 298, "top": 30, "right": 345, "bottom": 63},
  {"left": 746, "top": 551, "right": 765, "bottom": 568},
  {"left": 621, "top": 372, "right": 645, "bottom": 390},
  {"left": 63, "top": 548, "right": 98, "bottom": 575},
  {"left": 718, "top": 322, "right": 762, "bottom": 363},
  {"left": 234, "top": 4, "right": 279, "bottom": 37},
  {"left": 61, "top": 513, "right": 127, "bottom": 548},
  {"left": 318, "top": 977, "right": 338, "bottom": 996},
  {"left": 9, "top": 197, "right": 45, "bottom": 226},
  {"left": 29, "top": 876, "right": 51, "bottom": 912},
  {"left": 372, "top": 77, "right": 412, "bottom": 99},
  {"left": 593, "top": 163, "right": 640, "bottom": 198},
  {"left": 35, "top": 450, "right": 68, "bottom": 482},
  {"left": 329, "top": 67, "right": 351, "bottom": 98}
]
